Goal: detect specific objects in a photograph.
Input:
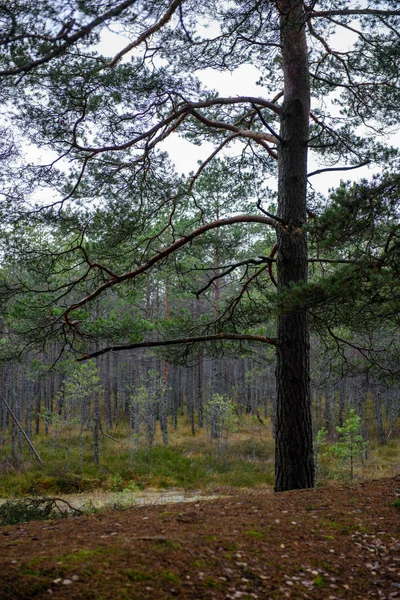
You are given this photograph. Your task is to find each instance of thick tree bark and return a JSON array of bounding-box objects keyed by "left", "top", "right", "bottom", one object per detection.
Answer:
[{"left": 275, "top": 0, "right": 315, "bottom": 491}]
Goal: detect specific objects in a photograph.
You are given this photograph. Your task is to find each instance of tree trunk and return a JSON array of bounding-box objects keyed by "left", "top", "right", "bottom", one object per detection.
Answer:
[
  {"left": 93, "top": 391, "right": 100, "bottom": 465},
  {"left": 197, "top": 352, "right": 204, "bottom": 429},
  {"left": 104, "top": 351, "right": 113, "bottom": 430},
  {"left": 275, "top": 0, "right": 314, "bottom": 491},
  {"left": 195, "top": 298, "right": 204, "bottom": 429}
]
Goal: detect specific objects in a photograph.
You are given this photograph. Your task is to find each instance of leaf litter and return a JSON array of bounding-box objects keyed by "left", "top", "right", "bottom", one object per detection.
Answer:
[{"left": 0, "top": 476, "right": 399, "bottom": 599}]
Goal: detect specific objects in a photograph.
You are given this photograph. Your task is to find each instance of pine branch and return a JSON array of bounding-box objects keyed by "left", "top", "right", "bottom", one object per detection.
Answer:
[
  {"left": 77, "top": 333, "right": 277, "bottom": 361},
  {"left": 0, "top": 0, "right": 139, "bottom": 77},
  {"left": 103, "top": 0, "right": 184, "bottom": 69},
  {"left": 311, "top": 9, "right": 400, "bottom": 18},
  {"left": 307, "top": 161, "right": 371, "bottom": 178},
  {"left": 63, "top": 215, "right": 278, "bottom": 324}
]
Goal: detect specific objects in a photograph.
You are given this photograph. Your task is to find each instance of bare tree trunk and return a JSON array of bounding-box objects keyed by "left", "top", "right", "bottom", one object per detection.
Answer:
[
  {"left": 35, "top": 378, "right": 41, "bottom": 435},
  {"left": 194, "top": 298, "right": 204, "bottom": 429},
  {"left": 197, "top": 353, "right": 204, "bottom": 429},
  {"left": 238, "top": 357, "right": 246, "bottom": 418},
  {"left": 104, "top": 351, "right": 113, "bottom": 430},
  {"left": 338, "top": 378, "right": 347, "bottom": 428},
  {"left": 93, "top": 391, "right": 100, "bottom": 465},
  {"left": 275, "top": 0, "right": 314, "bottom": 491},
  {"left": 160, "top": 280, "right": 170, "bottom": 444},
  {"left": 160, "top": 373, "right": 169, "bottom": 445},
  {"left": 375, "top": 391, "right": 385, "bottom": 446},
  {"left": 113, "top": 352, "right": 119, "bottom": 423},
  {"left": 188, "top": 368, "right": 195, "bottom": 435}
]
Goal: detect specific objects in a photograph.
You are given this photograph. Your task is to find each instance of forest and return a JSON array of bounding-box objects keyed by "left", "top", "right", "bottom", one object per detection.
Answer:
[{"left": 0, "top": 0, "right": 399, "bottom": 504}]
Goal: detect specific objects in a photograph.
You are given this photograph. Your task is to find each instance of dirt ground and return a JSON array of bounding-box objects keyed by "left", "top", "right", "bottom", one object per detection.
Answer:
[{"left": 0, "top": 477, "right": 399, "bottom": 600}]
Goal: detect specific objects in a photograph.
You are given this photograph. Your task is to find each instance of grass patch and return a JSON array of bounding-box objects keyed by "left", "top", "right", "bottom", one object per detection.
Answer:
[
  {"left": 326, "top": 521, "right": 340, "bottom": 530},
  {"left": 246, "top": 529, "right": 265, "bottom": 539},
  {"left": 223, "top": 542, "right": 237, "bottom": 551},
  {"left": 313, "top": 573, "right": 326, "bottom": 587},
  {"left": 64, "top": 549, "right": 100, "bottom": 563},
  {"left": 19, "top": 568, "right": 40, "bottom": 576},
  {"left": 162, "top": 570, "right": 181, "bottom": 584},
  {"left": 204, "top": 575, "right": 224, "bottom": 589},
  {"left": 191, "top": 559, "right": 207, "bottom": 568},
  {"left": 125, "top": 569, "right": 151, "bottom": 582},
  {"left": 153, "top": 540, "right": 182, "bottom": 552}
]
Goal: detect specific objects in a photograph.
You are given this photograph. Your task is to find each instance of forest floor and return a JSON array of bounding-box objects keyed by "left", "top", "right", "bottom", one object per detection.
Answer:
[{"left": 1, "top": 477, "right": 400, "bottom": 600}]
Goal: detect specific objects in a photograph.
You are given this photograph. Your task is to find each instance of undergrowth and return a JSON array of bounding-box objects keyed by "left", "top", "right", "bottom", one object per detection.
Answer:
[
  {"left": 0, "top": 417, "right": 275, "bottom": 497},
  {"left": 0, "top": 414, "right": 398, "bottom": 500}
]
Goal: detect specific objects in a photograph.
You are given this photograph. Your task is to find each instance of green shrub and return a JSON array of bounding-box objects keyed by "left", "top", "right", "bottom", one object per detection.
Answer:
[
  {"left": 317, "top": 410, "right": 368, "bottom": 482},
  {"left": 0, "top": 497, "right": 67, "bottom": 525}
]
